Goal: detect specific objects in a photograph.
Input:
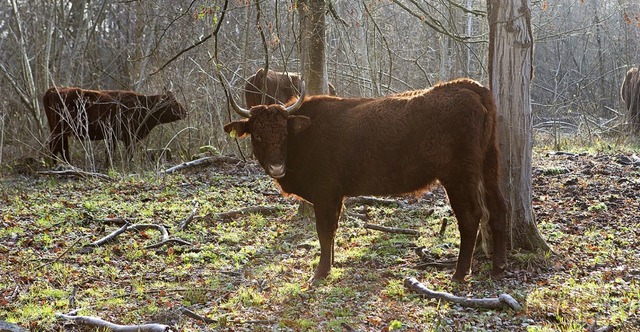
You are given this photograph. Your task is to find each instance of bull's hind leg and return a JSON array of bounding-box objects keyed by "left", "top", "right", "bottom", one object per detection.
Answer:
[
  {"left": 483, "top": 146, "right": 508, "bottom": 279},
  {"left": 311, "top": 196, "right": 343, "bottom": 282},
  {"left": 443, "top": 180, "right": 484, "bottom": 282}
]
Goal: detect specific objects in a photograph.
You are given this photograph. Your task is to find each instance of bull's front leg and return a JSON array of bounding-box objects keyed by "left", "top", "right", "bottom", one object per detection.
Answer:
[{"left": 311, "top": 197, "right": 343, "bottom": 282}]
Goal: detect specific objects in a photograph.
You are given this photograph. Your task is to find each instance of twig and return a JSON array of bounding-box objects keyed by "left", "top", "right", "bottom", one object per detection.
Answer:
[
  {"left": 55, "top": 313, "right": 176, "bottom": 332},
  {"left": 159, "top": 156, "right": 241, "bottom": 174},
  {"left": 217, "top": 206, "right": 281, "bottom": 221},
  {"left": 179, "top": 307, "right": 216, "bottom": 324},
  {"left": 404, "top": 277, "right": 522, "bottom": 311},
  {"left": 178, "top": 202, "right": 199, "bottom": 231},
  {"left": 35, "top": 236, "right": 85, "bottom": 270},
  {"left": 363, "top": 223, "right": 419, "bottom": 236},
  {"left": 37, "top": 169, "right": 112, "bottom": 181}
]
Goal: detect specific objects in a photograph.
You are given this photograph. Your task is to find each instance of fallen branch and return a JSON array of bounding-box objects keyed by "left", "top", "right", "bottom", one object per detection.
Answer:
[
  {"left": 0, "top": 320, "right": 26, "bottom": 332},
  {"left": 86, "top": 223, "right": 130, "bottom": 248},
  {"left": 217, "top": 206, "right": 281, "bottom": 221},
  {"left": 81, "top": 221, "right": 192, "bottom": 253},
  {"left": 404, "top": 277, "right": 522, "bottom": 311},
  {"left": 55, "top": 313, "right": 176, "bottom": 332},
  {"left": 178, "top": 202, "right": 199, "bottom": 231},
  {"left": 179, "top": 307, "right": 216, "bottom": 324},
  {"left": 364, "top": 223, "right": 419, "bottom": 236},
  {"left": 160, "top": 156, "right": 241, "bottom": 174},
  {"left": 37, "top": 169, "right": 112, "bottom": 181}
]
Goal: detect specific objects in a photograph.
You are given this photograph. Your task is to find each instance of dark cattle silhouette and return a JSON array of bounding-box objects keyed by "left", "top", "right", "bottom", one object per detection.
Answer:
[
  {"left": 244, "top": 68, "right": 336, "bottom": 107},
  {"left": 43, "top": 87, "right": 187, "bottom": 164},
  {"left": 621, "top": 67, "right": 640, "bottom": 133},
  {"left": 224, "top": 78, "right": 507, "bottom": 282}
]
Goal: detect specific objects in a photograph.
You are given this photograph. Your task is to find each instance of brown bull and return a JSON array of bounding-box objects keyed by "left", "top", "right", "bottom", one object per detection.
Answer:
[
  {"left": 621, "top": 67, "right": 640, "bottom": 133},
  {"left": 224, "top": 78, "right": 507, "bottom": 282},
  {"left": 43, "top": 87, "right": 187, "bottom": 164},
  {"left": 244, "top": 68, "right": 336, "bottom": 107}
]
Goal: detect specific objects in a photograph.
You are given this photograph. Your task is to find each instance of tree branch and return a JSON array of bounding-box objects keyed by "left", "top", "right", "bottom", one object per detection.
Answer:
[
  {"left": 404, "top": 277, "right": 522, "bottom": 311},
  {"left": 55, "top": 313, "right": 176, "bottom": 332}
]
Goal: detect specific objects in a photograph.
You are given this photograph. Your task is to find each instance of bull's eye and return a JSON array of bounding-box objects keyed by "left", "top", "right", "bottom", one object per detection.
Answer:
[{"left": 253, "top": 134, "right": 262, "bottom": 142}]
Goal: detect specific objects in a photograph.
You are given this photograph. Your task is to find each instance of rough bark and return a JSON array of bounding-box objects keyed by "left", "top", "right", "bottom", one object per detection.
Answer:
[
  {"left": 297, "top": 0, "right": 329, "bottom": 218},
  {"left": 487, "top": 0, "right": 550, "bottom": 252}
]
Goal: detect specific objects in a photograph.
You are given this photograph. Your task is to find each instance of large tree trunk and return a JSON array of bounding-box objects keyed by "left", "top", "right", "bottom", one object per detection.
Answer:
[
  {"left": 487, "top": 0, "right": 550, "bottom": 252},
  {"left": 300, "top": 0, "right": 329, "bottom": 95},
  {"left": 297, "top": 0, "right": 329, "bottom": 217}
]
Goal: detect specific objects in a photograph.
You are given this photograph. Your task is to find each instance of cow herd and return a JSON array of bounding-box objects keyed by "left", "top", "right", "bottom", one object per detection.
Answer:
[{"left": 41, "top": 66, "right": 640, "bottom": 282}]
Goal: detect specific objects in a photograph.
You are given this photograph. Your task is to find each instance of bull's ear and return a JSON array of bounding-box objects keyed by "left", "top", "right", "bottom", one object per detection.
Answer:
[
  {"left": 288, "top": 115, "right": 311, "bottom": 135},
  {"left": 224, "top": 120, "right": 250, "bottom": 138}
]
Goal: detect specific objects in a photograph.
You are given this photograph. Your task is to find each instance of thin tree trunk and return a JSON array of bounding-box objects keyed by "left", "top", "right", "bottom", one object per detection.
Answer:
[{"left": 487, "top": 0, "right": 550, "bottom": 252}]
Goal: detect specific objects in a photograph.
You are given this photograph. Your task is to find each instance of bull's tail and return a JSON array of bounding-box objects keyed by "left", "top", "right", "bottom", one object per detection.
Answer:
[{"left": 457, "top": 79, "right": 502, "bottom": 258}]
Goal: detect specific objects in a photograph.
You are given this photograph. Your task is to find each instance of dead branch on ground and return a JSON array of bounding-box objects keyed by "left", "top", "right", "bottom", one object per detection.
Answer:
[
  {"left": 364, "top": 223, "right": 419, "bottom": 236},
  {"left": 159, "top": 155, "right": 241, "bottom": 174},
  {"left": 179, "top": 307, "right": 217, "bottom": 324},
  {"left": 81, "top": 207, "right": 198, "bottom": 252},
  {"left": 0, "top": 320, "right": 26, "bottom": 332},
  {"left": 55, "top": 313, "right": 176, "bottom": 332},
  {"left": 178, "top": 202, "right": 199, "bottom": 231},
  {"left": 37, "top": 169, "right": 112, "bottom": 181},
  {"left": 404, "top": 277, "right": 522, "bottom": 311}
]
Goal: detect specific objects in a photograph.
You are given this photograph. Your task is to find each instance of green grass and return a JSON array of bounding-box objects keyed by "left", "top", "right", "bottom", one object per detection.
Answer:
[{"left": 1, "top": 150, "right": 639, "bottom": 331}]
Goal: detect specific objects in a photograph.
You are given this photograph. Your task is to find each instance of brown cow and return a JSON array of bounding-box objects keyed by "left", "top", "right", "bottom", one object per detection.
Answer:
[
  {"left": 621, "top": 67, "right": 640, "bottom": 133},
  {"left": 224, "top": 78, "right": 507, "bottom": 282},
  {"left": 43, "top": 87, "right": 187, "bottom": 164},
  {"left": 244, "top": 68, "right": 336, "bottom": 107}
]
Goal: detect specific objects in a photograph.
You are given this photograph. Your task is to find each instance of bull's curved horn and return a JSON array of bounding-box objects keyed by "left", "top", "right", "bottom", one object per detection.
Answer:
[
  {"left": 220, "top": 75, "right": 251, "bottom": 118},
  {"left": 284, "top": 81, "right": 306, "bottom": 114},
  {"left": 227, "top": 89, "right": 251, "bottom": 118}
]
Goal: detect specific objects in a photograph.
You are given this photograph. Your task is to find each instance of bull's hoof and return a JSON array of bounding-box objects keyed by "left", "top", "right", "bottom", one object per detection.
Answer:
[
  {"left": 451, "top": 273, "right": 467, "bottom": 283},
  {"left": 309, "top": 266, "right": 331, "bottom": 284}
]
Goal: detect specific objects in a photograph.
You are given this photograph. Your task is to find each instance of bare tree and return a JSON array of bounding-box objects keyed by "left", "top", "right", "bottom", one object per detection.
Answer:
[{"left": 487, "top": 0, "right": 549, "bottom": 252}]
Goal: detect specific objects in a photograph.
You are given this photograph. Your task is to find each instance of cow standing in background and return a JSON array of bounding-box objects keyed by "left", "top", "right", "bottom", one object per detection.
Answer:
[
  {"left": 621, "top": 67, "right": 640, "bottom": 134},
  {"left": 43, "top": 87, "right": 187, "bottom": 165},
  {"left": 244, "top": 68, "right": 337, "bottom": 107},
  {"left": 224, "top": 78, "right": 507, "bottom": 283}
]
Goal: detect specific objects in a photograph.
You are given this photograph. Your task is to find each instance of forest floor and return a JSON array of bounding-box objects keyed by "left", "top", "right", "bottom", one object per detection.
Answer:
[{"left": 0, "top": 148, "right": 639, "bottom": 331}]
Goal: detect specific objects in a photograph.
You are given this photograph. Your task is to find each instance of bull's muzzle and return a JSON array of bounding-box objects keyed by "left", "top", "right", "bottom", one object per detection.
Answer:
[{"left": 267, "top": 164, "right": 285, "bottom": 179}]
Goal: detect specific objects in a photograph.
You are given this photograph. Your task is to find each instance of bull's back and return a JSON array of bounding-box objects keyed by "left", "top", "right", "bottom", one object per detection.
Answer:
[{"left": 284, "top": 81, "right": 494, "bottom": 197}]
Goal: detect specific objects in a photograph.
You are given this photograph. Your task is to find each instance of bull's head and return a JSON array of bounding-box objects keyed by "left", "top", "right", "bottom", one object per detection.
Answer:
[
  {"left": 155, "top": 91, "right": 188, "bottom": 123},
  {"left": 224, "top": 82, "right": 310, "bottom": 179}
]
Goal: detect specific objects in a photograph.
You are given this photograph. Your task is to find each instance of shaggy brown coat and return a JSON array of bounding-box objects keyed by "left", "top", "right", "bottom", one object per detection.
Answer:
[
  {"left": 225, "top": 78, "right": 507, "bottom": 282},
  {"left": 621, "top": 67, "right": 640, "bottom": 133},
  {"left": 244, "top": 68, "right": 336, "bottom": 107},
  {"left": 43, "top": 87, "right": 187, "bottom": 164}
]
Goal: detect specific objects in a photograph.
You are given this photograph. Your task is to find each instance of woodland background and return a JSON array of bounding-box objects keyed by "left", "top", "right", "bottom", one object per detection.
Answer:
[
  {"left": 1, "top": 1, "right": 640, "bottom": 331},
  {"left": 0, "top": 0, "right": 639, "bottom": 170}
]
